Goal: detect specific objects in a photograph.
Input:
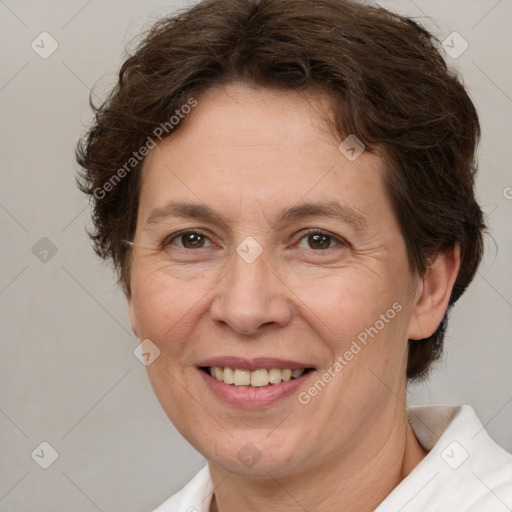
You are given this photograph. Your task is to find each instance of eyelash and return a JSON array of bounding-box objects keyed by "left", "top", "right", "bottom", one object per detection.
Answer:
[
  {"left": 162, "top": 229, "right": 347, "bottom": 251},
  {"left": 162, "top": 230, "right": 217, "bottom": 249},
  {"left": 295, "top": 229, "right": 347, "bottom": 250}
]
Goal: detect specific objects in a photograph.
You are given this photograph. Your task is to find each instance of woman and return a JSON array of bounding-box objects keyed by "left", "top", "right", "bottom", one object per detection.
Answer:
[{"left": 76, "top": 0, "right": 512, "bottom": 510}]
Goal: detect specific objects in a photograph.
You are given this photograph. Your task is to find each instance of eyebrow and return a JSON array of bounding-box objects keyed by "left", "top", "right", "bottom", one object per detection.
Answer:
[
  {"left": 145, "top": 200, "right": 367, "bottom": 230},
  {"left": 145, "top": 202, "right": 230, "bottom": 227},
  {"left": 274, "top": 201, "right": 367, "bottom": 230}
]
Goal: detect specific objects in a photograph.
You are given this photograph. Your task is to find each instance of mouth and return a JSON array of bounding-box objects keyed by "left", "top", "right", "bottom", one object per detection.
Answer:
[
  {"left": 196, "top": 357, "right": 315, "bottom": 408},
  {"left": 200, "top": 366, "right": 314, "bottom": 387}
]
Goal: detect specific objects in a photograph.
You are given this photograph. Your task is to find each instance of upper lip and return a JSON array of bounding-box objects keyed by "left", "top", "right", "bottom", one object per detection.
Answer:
[{"left": 197, "top": 357, "right": 314, "bottom": 371}]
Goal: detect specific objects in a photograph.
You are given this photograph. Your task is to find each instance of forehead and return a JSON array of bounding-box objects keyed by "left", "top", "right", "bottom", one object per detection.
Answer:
[{"left": 138, "top": 83, "right": 389, "bottom": 225}]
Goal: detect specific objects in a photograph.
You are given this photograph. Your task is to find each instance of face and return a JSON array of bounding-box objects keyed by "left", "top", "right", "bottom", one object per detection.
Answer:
[{"left": 128, "top": 84, "right": 423, "bottom": 478}]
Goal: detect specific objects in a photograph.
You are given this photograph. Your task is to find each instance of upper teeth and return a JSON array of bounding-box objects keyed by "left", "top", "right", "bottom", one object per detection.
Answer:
[{"left": 209, "top": 366, "right": 305, "bottom": 387}]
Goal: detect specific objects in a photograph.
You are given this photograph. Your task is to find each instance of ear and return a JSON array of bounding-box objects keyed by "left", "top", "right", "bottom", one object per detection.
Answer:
[
  {"left": 126, "top": 288, "right": 140, "bottom": 338},
  {"left": 407, "top": 244, "right": 460, "bottom": 340}
]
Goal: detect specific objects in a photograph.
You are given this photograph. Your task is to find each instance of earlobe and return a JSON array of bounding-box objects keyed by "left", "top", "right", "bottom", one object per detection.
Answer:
[{"left": 407, "top": 244, "right": 460, "bottom": 341}]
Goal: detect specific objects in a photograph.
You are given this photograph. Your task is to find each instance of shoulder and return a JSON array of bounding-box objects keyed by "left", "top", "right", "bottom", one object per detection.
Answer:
[
  {"left": 152, "top": 465, "right": 212, "bottom": 512},
  {"left": 377, "top": 405, "right": 512, "bottom": 511}
]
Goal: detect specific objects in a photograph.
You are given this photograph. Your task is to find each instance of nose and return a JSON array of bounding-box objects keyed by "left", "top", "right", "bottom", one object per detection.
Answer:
[{"left": 210, "top": 251, "right": 292, "bottom": 336}]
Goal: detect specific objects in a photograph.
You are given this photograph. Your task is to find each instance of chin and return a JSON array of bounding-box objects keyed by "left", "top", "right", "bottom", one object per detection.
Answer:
[{"left": 199, "top": 428, "right": 311, "bottom": 479}]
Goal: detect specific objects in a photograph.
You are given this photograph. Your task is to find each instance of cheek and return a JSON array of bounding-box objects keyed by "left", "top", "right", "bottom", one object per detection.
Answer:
[
  {"left": 288, "top": 270, "right": 389, "bottom": 336},
  {"left": 288, "top": 266, "right": 410, "bottom": 370},
  {"left": 130, "top": 268, "right": 207, "bottom": 350}
]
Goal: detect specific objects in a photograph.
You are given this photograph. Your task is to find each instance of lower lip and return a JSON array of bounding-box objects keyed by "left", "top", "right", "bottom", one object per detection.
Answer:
[{"left": 199, "top": 370, "right": 313, "bottom": 409}]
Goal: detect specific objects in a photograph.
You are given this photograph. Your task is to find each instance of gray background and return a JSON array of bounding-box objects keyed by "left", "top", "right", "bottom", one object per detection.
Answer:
[{"left": 1, "top": 0, "right": 511, "bottom": 510}]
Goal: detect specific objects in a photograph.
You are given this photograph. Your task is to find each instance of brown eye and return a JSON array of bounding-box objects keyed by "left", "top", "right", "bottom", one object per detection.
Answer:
[
  {"left": 307, "top": 233, "right": 333, "bottom": 250},
  {"left": 181, "top": 232, "right": 206, "bottom": 248},
  {"left": 165, "top": 231, "right": 214, "bottom": 249}
]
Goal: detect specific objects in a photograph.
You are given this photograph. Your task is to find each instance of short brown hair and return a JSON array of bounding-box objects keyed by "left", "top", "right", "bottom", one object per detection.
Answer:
[{"left": 76, "top": 0, "right": 485, "bottom": 380}]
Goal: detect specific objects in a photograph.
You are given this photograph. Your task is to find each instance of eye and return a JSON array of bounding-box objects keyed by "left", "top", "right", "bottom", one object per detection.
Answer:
[
  {"left": 165, "top": 231, "right": 215, "bottom": 249},
  {"left": 297, "top": 231, "right": 342, "bottom": 250}
]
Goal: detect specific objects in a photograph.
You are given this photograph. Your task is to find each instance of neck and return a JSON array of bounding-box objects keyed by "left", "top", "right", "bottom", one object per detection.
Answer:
[{"left": 209, "top": 410, "right": 427, "bottom": 512}]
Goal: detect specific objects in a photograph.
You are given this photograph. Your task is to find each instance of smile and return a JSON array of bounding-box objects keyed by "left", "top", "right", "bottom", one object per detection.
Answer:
[
  {"left": 205, "top": 366, "right": 308, "bottom": 387},
  {"left": 197, "top": 357, "right": 315, "bottom": 408}
]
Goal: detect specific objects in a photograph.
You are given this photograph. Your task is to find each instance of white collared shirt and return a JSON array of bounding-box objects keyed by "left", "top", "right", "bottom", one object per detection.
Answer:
[{"left": 153, "top": 406, "right": 512, "bottom": 512}]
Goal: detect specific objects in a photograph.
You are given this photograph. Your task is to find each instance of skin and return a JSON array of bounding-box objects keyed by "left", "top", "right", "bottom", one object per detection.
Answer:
[{"left": 128, "top": 83, "right": 460, "bottom": 511}]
